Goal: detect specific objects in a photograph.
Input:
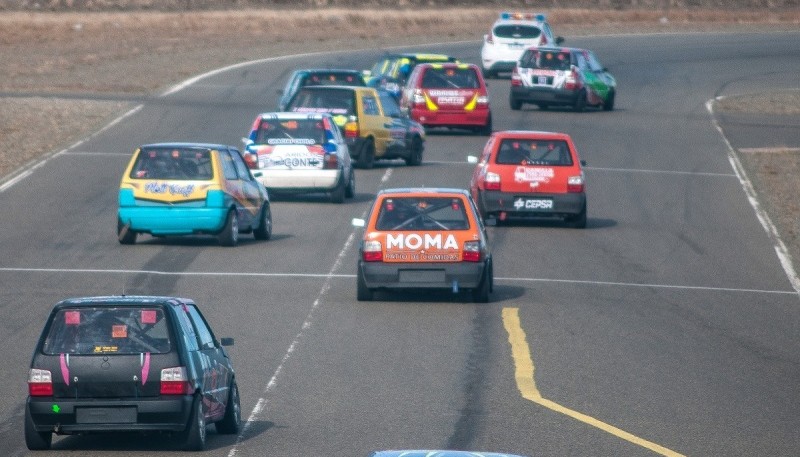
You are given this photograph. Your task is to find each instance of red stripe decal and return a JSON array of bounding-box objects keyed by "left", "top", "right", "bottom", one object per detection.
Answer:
[{"left": 141, "top": 352, "right": 150, "bottom": 385}]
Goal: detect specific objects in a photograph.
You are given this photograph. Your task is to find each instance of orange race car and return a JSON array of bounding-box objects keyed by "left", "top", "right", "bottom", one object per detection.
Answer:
[
  {"left": 352, "top": 188, "right": 494, "bottom": 302},
  {"left": 468, "top": 130, "right": 587, "bottom": 227}
]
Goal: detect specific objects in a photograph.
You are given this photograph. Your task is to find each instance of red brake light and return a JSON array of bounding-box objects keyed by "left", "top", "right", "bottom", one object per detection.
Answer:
[
  {"left": 565, "top": 68, "right": 580, "bottom": 91},
  {"left": 160, "top": 367, "right": 192, "bottom": 395},
  {"left": 484, "top": 172, "right": 501, "bottom": 190},
  {"left": 244, "top": 152, "right": 258, "bottom": 169},
  {"left": 323, "top": 153, "right": 338, "bottom": 170},
  {"left": 362, "top": 240, "right": 383, "bottom": 262},
  {"left": 344, "top": 121, "right": 359, "bottom": 139},
  {"left": 486, "top": 30, "right": 494, "bottom": 44},
  {"left": 567, "top": 175, "right": 585, "bottom": 193},
  {"left": 28, "top": 369, "right": 53, "bottom": 397},
  {"left": 463, "top": 240, "right": 482, "bottom": 262},
  {"left": 511, "top": 67, "right": 522, "bottom": 87}
]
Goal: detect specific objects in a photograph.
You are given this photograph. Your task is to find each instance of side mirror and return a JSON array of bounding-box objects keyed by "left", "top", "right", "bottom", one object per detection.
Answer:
[
  {"left": 483, "top": 34, "right": 489, "bottom": 42},
  {"left": 555, "top": 36, "right": 565, "bottom": 45},
  {"left": 252, "top": 170, "right": 263, "bottom": 178},
  {"left": 467, "top": 155, "right": 479, "bottom": 164},
  {"left": 220, "top": 337, "right": 234, "bottom": 347},
  {"left": 351, "top": 218, "right": 366, "bottom": 228},
  {"left": 580, "top": 160, "right": 587, "bottom": 166}
]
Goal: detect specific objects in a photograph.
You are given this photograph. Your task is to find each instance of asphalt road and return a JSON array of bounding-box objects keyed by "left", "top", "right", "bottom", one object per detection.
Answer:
[{"left": 1, "top": 32, "right": 799, "bottom": 457}]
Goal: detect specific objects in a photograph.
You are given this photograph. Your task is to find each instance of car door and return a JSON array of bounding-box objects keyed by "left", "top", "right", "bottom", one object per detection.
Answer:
[
  {"left": 580, "top": 50, "right": 611, "bottom": 103},
  {"left": 358, "top": 90, "right": 392, "bottom": 157},
  {"left": 229, "top": 148, "right": 263, "bottom": 227},
  {"left": 378, "top": 91, "right": 411, "bottom": 154},
  {"left": 185, "top": 304, "right": 232, "bottom": 422}
]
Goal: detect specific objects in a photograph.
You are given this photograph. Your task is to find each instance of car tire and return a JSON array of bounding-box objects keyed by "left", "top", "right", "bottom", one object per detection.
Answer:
[
  {"left": 573, "top": 89, "right": 587, "bottom": 112},
  {"left": 482, "top": 68, "right": 494, "bottom": 79},
  {"left": 510, "top": 97, "right": 522, "bottom": 111},
  {"left": 215, "top": 380, "right": 241, "bottom": 435},
  {"left": 345, "top": 168, "right": 356, "bottom": 198},
  {"left": 472, "top": 264, "right": 491, "bottom": 303},
  {"left": 538, "top": 103, "right": 549, "bottom": 111},
  {"left": 357, "top": 268, "right": 374, "bottom": 301},
  {"left": 253, "top": 204, "right": 272, "bottom": 240},
  {"left": 117, "top": 218, "right": 137, "bottom": 245},
  {"left": 603, "top": 89, "right": 615, "bottom": 111},
  {"left": 181, "top": 395, "right": 206, "bottom": 451},
  {"left": 330, "top": 174, "right": 346, "bottom": 203},
  {"left": 218, "top": 209, "right": 239, "bottom": 247},
  {"left": 357, "top": 140, "right": 375, "bottom": 169},
  {"left": 566, "top": 201, "right": 588, "bottom": 229},
  {"left": 25, "top": 404, "right": 52, "bottom": 450},
  {"left": 405, "top": 136, "right": 423, "bottom": 166},
  {"left": 479, "top": 114, "right": 493, "bottom": 136}
]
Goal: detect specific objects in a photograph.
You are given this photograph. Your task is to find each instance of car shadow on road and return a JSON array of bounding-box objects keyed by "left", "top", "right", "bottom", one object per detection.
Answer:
[
  {"left": 132, "top": 233, "right": 293, "bottom": 247},
  {"left": 492, "top": 217, "right": 616, "bottom": 230}
]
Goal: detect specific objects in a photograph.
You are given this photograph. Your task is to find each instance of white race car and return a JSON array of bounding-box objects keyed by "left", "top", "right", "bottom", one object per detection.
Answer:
[{"left": 480, "top": 12, "right": 563, "bottom": 78}]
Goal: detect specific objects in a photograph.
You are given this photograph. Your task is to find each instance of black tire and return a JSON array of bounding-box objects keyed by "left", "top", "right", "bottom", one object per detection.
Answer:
[
  {"left": 510, "top": 97, "right": 522, "bottom": 111},
  {"left": 482, "top": 68, "right": 494, "bottom": 79},
  {"left": 253, "top": 204, "right": 272, "bottom": 240},
  {"left": 345, "top": 168, "right": 356, "bottom": 198},
  {"left": 218, "top": 209, "right": 239, "bottom": 247},
  {"left": 405, "top": 136, "right": 423, "bottom": 166},
  {"left": 215, "top": 380, "right": 241, "bottom": 435},
  {"left": 479, "top": 114, "right": 493, "bottom": 136},
  {"left": 356, "top": 268, "right": 374, "bottom": 301},
  {"left": 566, "top": 201, "right": 588, "bottom": 229},
  {"left": 117, "top": 218, "right": 137, "bottom": 245},
  {"left": 181, "top": 395, "right": 206, "bottom": 451},
  {"left": 472, "top": 264, "right": 491, "bottom": 303},
  {"left": 356, "top": 140, "right": 375, "bottom": 169},
  {"left": 330, "top": 174, "right": 346, "bottom": 203},
  {"left": 25, "top": 404, "right": 52, "bottom": 450},
  {"left": 603, "top": 89, "right": 615, "bottom": 111},
  {"left": 538, "top": 103, "right": 549, "bottom": 111},
  {"left": 573, "top": 89, "right": 587, "bottom": 112}
]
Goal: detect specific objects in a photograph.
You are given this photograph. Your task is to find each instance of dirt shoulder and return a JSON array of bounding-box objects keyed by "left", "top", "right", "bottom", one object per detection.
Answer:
[{"left": 1, "top": 7, "right": 798, "bottom": 284}]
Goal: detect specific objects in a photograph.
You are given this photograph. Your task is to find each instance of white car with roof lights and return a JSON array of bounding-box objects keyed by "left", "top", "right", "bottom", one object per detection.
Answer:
[{"left": 480, "top": 12, "right": 563, "bottom": 78}]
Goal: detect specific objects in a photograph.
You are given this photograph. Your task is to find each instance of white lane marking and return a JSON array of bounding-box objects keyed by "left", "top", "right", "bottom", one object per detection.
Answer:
[
  {"left": 226, "top": 166, "right": 390, "bottom": 457},
  {"left": 0, "top": 267, "right": 794, "bottom": 296},
  {"left": 707, "top": 97, "right": 800, "bottom": 294},
  {"left": 739, "top": 147, "right": 800, "bottom": 154}
]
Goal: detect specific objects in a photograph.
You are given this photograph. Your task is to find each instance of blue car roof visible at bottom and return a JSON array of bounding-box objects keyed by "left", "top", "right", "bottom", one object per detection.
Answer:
[
  {"left": 139, "top": 142, "right": 233, "bottom": 151},
  {"left": 371, "top": 451, "right": 530, "bottom": 457},
  {"left": 52, "top": 295, "right": 194, "bottom": 309},
  {"left": 378, "top": 187, "right": 471, "bottom": 197}
]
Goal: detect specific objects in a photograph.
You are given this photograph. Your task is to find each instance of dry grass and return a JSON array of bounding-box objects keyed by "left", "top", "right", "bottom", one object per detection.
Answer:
[{"left": 716, "top": 90, "right": 800, "bottom": 115}]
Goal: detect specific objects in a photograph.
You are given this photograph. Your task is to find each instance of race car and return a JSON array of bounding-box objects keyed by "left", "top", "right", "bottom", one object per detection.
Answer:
[
  {"left": 468, "top": 130, "right": 587, "bottom": 228},
  {"left": 352, "top": 188, "right": 493, "bottom": 302},
  {"left": 242, "top": 112, "right": 355, "bottom": 203},
  {"left": 277, "top": 68, "right": 366, "bottom": 111},
  {"left": 400, "top": 62, "right": 492, "bottom": 135},
  {"left": 510, "top": 46, "right": 616, "bottom": 112},
  {"left": 364, "top": 53, "right": 458, "bottom": 99},
  {"left": 480, "top": 12, "right": 563, "bottom": 78}
]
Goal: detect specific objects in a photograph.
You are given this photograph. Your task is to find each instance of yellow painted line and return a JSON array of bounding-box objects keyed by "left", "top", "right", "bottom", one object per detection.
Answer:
[{"left": 502, "top": 307, "right": 685, "bottom": 457}]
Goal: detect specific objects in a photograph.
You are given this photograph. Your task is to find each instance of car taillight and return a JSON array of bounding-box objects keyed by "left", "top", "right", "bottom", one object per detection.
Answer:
[
  {"left": 485, "top": 172, "right": 501, "bottom": 190},
  {"left": 476, "top": 95, "right": 489, "bottom": 105},
  {"left": 244, "top": 152, "right": 258, "bottom": 170},
  {"left": 362, "top": 240, "right": 383, "bottom": 262},
  {"left": 323, "top": 153, "right": 338, "bottom": 170},
  {"left": 463, "top": 240, "right": 482, "bottom": 262},
  {"left": 567, "top": 174, "right": 585, "bottom": 193},
  {"left": 510, "top": 67, "right": 522, "bottom": 87},
  {"left": 540, "top": 34, "right": 548, "bottom": 46},
  {"left": 28, "top": 369, "right": 53, "bottom": 397},
  {"left": 486, "top": 30, "right": 494, "bottom": 44},
  {"left": 160, "top": 367, "right": 191, "bottom": 395},
  {"left": 344, "top": 121, "right": 359, "bottom": 139},
  {"left": 412, "top": 89, "right": 425, "bottom": 107},
  {"left": 565, "top": 68, "right": 580, "bottom": 91}
]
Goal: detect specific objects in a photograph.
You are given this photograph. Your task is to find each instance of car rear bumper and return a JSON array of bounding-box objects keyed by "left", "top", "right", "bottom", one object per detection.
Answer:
[
  {"left": 477, "top": 189, "right": 585, "bottom": 218},
  {"left": 118, "top": 207, "right": 227, "bottom": 235},
  {"left": 510, "top": 86, "right": 578, "bottom": 105},
  {"left": 412, "top": 110, "right": 490, "bottom": 128},
  {"left": 359, "top": 260, "right": 486, "bottom": 290},
  {"left": 256, "top": 169, "right": 340, "bottom": 192},
  {"left": 27, "top": 395, "right": 193, "bottom": 434}
]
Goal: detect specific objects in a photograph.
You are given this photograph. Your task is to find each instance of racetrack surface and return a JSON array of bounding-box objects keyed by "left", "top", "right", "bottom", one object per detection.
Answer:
[{"left": 1, "top": 32, "right": 799, "bottom": 456}]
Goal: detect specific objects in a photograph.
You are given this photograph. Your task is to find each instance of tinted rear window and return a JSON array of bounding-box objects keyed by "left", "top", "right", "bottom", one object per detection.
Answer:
[
  {"left": 519, "top": 50, "right": 572, "bottom": 70},
  {"left": 493, "top": 24, "right": 542, "bottom": 39},
  {"left": 255, "top": 118, "right": 328, "bottom": 145},
  {"left": 130, "top": 148, "right": 213, "bottom": 180},
  {"left": 420, "top": 67, "right": 480, "bottom": 89},
  {"left": 375, "top": 196, "right": 470, "bottom": 231},
  {"left": 495, "top": 139, "right": 573, "bottom": 166},
  {"left": 288, "top": 88, "right": 356, "bottom": 116},
  {"left": 43, "top": 307, "right": 172, "bottom": 355},
  {"left": 302, "top": 72, "right": 364, "bottom": 87}
]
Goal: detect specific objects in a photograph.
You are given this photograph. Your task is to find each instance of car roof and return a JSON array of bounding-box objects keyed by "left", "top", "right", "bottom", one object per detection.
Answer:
[
  {"left": 493, "top": 11, "right": 548, "bottom": 25},
  {"left": 140, "top": 142, "right": 233, "bottom": 150},
  {"left": 293, "top": 68, "right": 362, "bottom": 74},
  {"left": 492, "top": 130, "right": 572, "bottom": 140},
  {"left": 525, "top": 46, "right": 582, "bottom": 54},
  {"left": 255, "top": 112, "right": 332, "bottom": 121},
  {"left": 383, "top": 52, "right": 455, "bottom": 60},
  {"left": 416, "top": 62, "right": 479, "bottom": 70},
  {"left": 377, "top": 187, "right": 471, "bottom": 197},
  {"left": 52, "top": 295, "right": 193, "bottom": 310}
]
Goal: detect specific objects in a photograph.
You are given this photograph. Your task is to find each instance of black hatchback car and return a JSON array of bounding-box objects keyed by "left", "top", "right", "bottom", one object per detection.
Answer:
[{"left": 25, "top": 296, "right": 241, "bottom": 451}]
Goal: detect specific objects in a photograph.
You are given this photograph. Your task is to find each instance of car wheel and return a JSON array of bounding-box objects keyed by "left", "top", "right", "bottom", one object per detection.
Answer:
[
  {"left": 357, "top": 268, "right": 374, "bottom": 301},
  {"left": 24, "top": 404, "right": 52, "bottom": 450},
  {"left": 472, "top": 264, "right": 491, "bottom": 303},
  {"left": 482, "top": 68, "right": 494, "bottom": 79},
  {"left": 565, "top": 201, "right": 588, "bottom": 229},
  {"left": 218, "top": 209, "right": 239, "bottom": 247},
  {"left": 215, "top": 380, "right": 241, "bottom": 435},
  {"left": 117, "top": 218, "right": 137, "bottom": 245},
  {"left": 405, "top": 136, "right": 423, "bottom": 166},
  {"left": 357, "top": 140, "right": 375, "bottom": 169},
  {"left": 510, "top": 97, "right": 522, "bottom": 111},
  {"left": 181, "top": 395, "right": 206, "bottom": 451},
  {"left": 538, "top": 103, "right": 549, "bottom": 111},
  {"left": 603, "top": 89, "right": 615, "bottom": 111},
  {"left": 253, "top": 204, "right": 272, "bottom": 240},
  {"left": 479, "top": 114, "right": 493, "bottom": 136},
  {"left": 330, "top": 173, "right": 346, "bottom": 203},
  {"left": 345, "top": 168, "right": 356, "bottom": 198},
  {"left": 573, "top": 89, "right": 587, "bottom": 112}
]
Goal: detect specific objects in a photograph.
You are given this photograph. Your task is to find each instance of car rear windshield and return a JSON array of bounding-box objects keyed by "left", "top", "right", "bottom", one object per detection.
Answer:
[
  {"left": 375, "top": 196, "right": 470, "bottom": 231},
  {"left": 420, "top": 68, "right": 480, "bottom": 89},
  {"left": 288, "top": 88, "right": 356, "bottom": 116},
  {"left": 255, "top": 118, "right": 327, "bottom": 145},
  {"left": 303, "top": 72, "right": 364, "bottom": 87},
  {"left": 496, "top": 139, "right": 573, "bottom": 166},
  {"left": 130, "top": 148, "right": 214, "bottom": 180},
  {"left": 519, "top": 50, "right": 572, "bottom": 70},
  {"left": 493, "top": 24, "right": 542, "bottom": 39},
  {"left": 43, "top": 307, "right": 172, "bottom": 355}
]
